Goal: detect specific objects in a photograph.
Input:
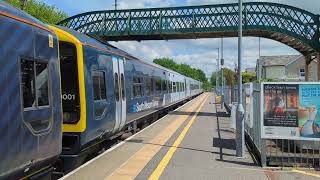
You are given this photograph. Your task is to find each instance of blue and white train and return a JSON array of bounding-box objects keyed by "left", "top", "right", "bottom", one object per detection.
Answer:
[{"left": 0, "top": 2, "right": 203, "bottom": 179}]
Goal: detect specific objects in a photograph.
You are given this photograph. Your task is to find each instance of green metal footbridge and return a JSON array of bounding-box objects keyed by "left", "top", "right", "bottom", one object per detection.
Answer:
[{"left": 58, "top": 2, "right": 320, "bottom": 56}]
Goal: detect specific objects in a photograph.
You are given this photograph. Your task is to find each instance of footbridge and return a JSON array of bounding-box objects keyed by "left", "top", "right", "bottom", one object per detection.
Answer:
[{"left": 58, "top": 2, "right": 320, "bottom": 79}]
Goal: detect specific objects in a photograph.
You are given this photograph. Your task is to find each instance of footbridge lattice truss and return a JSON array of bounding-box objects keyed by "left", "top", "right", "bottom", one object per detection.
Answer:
[{"left": 58, "top": 2, "right": 320, "bottom": 56}]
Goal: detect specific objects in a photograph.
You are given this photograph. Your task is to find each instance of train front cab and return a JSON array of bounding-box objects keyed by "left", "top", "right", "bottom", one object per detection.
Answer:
[
  {"left": 0, "top": 2, "right": 62, "bottom": 179},
  {"left": 50, "top": 26, "right": 130, "bottom": 172},
  {"left": 49, "top": 26, "right": 86, "bottom": 156}
]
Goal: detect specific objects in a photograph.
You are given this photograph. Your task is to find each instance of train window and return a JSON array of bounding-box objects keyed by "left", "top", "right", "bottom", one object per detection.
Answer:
[
  {"left": 121, "top": 73, "right": 125, "bottom": 100},
  {"left": 146, "top": 77, "right": 152, "bottom": 96},
  {"left": 133, "top": 76, "right": 143, "bottom": 97},
  {"left": 155, "top": 78, "right": 161, "bottom": 93},
  {"left": 151, "top": 78, "right": 154, "bottom": 94},
  {"left": 162, "top": 79, "right": 167, "bottom": 92},
  {"left": 36, "top": 62, "right": 49, "bottom": 106},
  {"left": 172, "top": 82, "right": 176, "bottom": 93},
  {"left": 92, "top": 71, "right": 106, "bottom": 101},
  {"left": 59, "top": 42, "right": 80, "bottom": 124},
  {"left": 169, "top": 81, "right": 172, "bottom": 93},
  {"left": 115, "top": 73, "right": 119, "bottom": 101},
  {"left": 21, "top": 59, "right": 49, "bottom": 108},
  {"left": 21, "top": 60, "right": 36, "bottom": 108}
]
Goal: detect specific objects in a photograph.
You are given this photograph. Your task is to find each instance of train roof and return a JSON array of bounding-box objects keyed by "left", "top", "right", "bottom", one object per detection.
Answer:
[{"left": 0, "top": 1, "right": 51, "bottom": 32}]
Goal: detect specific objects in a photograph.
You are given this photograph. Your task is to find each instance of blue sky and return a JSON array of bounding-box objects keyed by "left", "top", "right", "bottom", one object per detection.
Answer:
[{"left": 43, "top": 0, "right": 319, "bottom": 78}]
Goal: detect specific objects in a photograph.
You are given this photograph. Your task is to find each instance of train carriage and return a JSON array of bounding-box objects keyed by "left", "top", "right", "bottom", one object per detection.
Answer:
[{"left": 0, "top": 2, "right": 62, "bottom": 179}]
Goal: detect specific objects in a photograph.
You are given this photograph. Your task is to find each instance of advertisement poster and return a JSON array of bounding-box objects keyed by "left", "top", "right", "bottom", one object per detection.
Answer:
[
  {"left": 261, "top": 83, "right": 320, "bottom": 140},
  {"left": 245, "top": 83, "right": 254, "bottom": 128}
]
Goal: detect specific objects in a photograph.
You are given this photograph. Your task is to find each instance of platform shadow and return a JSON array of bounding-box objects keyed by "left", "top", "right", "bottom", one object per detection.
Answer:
[
  {"left": 217, "top": 128, "right": 235, "bottom": 134},
  {"left": 169, "top": 111, "right": 217, "bottom": 117},
  {"left": 124, "top": 139, "right": 235, "bottom": 157},
  {"left": 212, "top": 138, "right": 236, "bottom": 150},
  {"left": 215, "top": 159, "right": 258, "bottom": 167},
  {"left": 216, "top": 111, "right": 230, "bottom": 117}
]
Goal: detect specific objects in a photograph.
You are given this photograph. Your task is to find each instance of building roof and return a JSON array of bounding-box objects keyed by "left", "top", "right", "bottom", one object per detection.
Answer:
[
  {"left": 245, "top": 68, "right": 256, "bottom": 74},
  {"left": 257, "top": 55, "right": 300, "bottom": 67}
]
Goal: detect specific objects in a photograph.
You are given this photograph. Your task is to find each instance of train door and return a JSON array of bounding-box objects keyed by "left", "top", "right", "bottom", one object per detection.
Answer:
[
  {"left": 112, "top": 56, "right": 126, "bottom": 132},
  {"left": 184, "top": 78, "right": 187, "bottom": 97},
  {"left": 119, "top": 58, "right": 126, "bottom": 129}
]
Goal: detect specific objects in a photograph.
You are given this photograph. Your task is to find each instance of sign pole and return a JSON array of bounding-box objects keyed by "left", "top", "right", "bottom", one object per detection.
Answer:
[{"left": 236, "top": 0, "right": 245, "bottom": 157}]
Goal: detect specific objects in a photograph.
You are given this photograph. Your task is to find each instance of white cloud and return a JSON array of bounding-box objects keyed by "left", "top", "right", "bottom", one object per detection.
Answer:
[
  {"left": 112, "top": 36, "right": 299, "bottom": 78},
  {"left": 118, "top": 0, "right": 176, "bottom": 9}
]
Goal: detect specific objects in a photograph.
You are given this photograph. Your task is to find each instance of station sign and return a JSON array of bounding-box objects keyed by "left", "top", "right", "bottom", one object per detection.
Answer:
[{"left": 261, "top": 82, "right": 320, "bottom": 140}]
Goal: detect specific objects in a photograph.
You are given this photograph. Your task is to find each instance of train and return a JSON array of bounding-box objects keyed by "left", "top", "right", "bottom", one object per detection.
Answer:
[{"left": 0, "top": 2, "right": 203, "bottom": 179}]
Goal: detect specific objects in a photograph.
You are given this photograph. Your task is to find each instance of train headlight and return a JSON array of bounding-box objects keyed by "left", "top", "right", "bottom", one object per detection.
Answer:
[{"left": 63, "top": 111, "right": 79, "bottom": 124}]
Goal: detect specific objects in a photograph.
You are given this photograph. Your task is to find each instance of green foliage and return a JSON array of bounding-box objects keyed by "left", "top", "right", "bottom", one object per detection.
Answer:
[
  {"left": 153, "top": 58, "right": 208, "bottom": 83},
  {"left": 223, "top": 68, "right": 236, "bottom": 86},
  {"left": 5, "top": 0, "right": 68, "bottom": 24},
  {"left": 211, "top": 68, "right": 236, "bottom": 87},
  {"left": 241, "top": 72, "right": 256, "bottom": 83},
  {"left": 211, "top": 68, "right": 258, "bottom": 86},
  {"left": 210, "top": 72, "right": 217, "bottom": 86},
  {"left": 202, "top": 81, "right": 212, "bottom": 92},
  {"left": 153, "top": 58, "right": 212, "bottom": 91}
]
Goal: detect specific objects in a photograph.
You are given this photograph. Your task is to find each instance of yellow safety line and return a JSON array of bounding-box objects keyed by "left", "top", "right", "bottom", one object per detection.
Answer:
[
  {"left": 292, "top": 169, "right": 320, "bottom": 178},
  {"left": 148, "top": 94, "right": 209, "bottom": 180}
]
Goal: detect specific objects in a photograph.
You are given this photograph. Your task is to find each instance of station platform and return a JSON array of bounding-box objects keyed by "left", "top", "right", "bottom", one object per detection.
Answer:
[{"left": 61, "top": 92, "right": 319, "bottom": 180}]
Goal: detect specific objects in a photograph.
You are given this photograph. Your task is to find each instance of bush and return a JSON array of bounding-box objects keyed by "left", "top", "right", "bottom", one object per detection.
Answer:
[{"left": 5, "top": 0, "right": 68, "bottom": 24}]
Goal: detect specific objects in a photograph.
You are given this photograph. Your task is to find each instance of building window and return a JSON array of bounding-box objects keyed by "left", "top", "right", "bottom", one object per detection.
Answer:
[
  {"left": 133, "top": 76, "right": 143, "bottom": 97},
  {"left": 299, "top": 68, "right": 305, "bottom": 77},
  {"left": 92, "top": 70, "right": 106, "bottom": 101},
  {"left": 21, "top": 59, "right": 49, "bottom": 108}
]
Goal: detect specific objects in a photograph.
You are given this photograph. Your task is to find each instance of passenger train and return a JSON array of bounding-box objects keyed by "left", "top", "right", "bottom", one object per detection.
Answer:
[{"left": 0, "top": 2, "right": 202, "bottom": 179}]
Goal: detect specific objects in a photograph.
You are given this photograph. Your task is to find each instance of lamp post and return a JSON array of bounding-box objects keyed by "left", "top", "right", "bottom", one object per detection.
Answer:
[
  {"left": 221, "top": 38, "right": 224, "bottom": 94},
  {"left": 221, "top": 38, "right": 224, "bottom": 107},
  {"left": 114, "top": 0, "right": 118, "bottom": 10},
  {"left": 236, "top": 0, "right": 245, "bottom": 158},
  {"left": 214, "top": 48, "right": 220, "bottom": 93}
]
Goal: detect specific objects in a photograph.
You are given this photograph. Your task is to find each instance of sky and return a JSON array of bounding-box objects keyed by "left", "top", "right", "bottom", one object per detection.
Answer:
[{"left": 44, "top": 0, "right": 320, "bottom": 78}]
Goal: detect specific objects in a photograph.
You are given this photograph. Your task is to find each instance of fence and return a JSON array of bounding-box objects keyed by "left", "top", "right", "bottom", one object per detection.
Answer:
[{"left": 217, "top": 84, "right": 320, "bottom": 168}]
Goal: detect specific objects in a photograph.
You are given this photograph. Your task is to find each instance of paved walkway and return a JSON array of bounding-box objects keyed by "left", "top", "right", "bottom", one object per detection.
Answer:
[{"left": 61, "top": 93, "right": 318, "bottom": 180}]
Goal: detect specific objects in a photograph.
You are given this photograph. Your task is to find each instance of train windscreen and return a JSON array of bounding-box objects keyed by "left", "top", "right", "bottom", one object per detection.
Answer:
[{"left": 59, "top": 42, "right": 80, "bottom": 124}]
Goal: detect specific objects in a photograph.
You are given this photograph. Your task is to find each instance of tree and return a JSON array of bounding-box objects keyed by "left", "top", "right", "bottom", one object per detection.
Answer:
[
  {"left": 5, "top": 0, "right": 68, "bottom": 24},
  {"left": 210, "top": 72, "right": 217, "bottom": 86},
  {"left": 153, "top": 57, "right": 211, "bottom": 90},
  {"left": 241, "top": 72, "right": 256, "bottom": 83},
  {"left": 211, "top": 68, "right": 236, "bottom": 87}
]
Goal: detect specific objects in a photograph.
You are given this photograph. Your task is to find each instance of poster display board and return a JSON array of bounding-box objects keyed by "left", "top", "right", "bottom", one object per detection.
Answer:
[
  {"left": 245, "top": 83, "right": 254, "bottom": 128},
  {"left": 261, "top": 82, "right": 320, "bottom": 140}
]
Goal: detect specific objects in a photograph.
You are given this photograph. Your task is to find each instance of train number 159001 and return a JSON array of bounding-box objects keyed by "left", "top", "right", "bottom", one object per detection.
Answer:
[{"left": 62, "top": 94, "right": 75, "bottom": 100}]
